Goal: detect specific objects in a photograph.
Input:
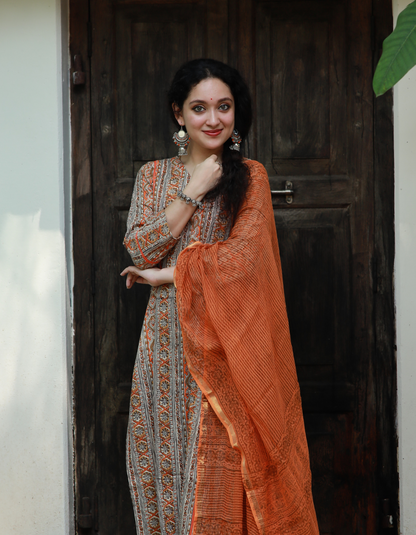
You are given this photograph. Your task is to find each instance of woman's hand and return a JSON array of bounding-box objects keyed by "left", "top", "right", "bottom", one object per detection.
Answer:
[
  {"left": 185, "top": 154, "right": 222, "bottom": 200},
  {"left": 120, "top": 266, "right": 175, "bottom": 288},
  {"left": 165, "top": 155, "right": 222, "bottom": 238}
]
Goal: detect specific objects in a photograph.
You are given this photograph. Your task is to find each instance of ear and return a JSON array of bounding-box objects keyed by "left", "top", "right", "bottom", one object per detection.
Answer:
[{"left": 172, "top": 103, "right": 184, "bottom": 126}]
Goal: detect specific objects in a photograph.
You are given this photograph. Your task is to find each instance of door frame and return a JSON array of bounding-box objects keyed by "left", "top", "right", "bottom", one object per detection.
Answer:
[{"left": 69, "top": 0, "right": 397, "bottom": 530}]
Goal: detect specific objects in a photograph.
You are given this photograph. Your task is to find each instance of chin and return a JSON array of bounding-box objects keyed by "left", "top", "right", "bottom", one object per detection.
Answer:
[{"left": 198, "top": 135, "right": 229, "bottom": 152}]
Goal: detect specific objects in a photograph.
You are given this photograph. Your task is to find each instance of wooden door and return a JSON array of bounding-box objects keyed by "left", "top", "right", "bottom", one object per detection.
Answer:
[{"left": 70, "top": 0, "right": 397, "bottom": 533}]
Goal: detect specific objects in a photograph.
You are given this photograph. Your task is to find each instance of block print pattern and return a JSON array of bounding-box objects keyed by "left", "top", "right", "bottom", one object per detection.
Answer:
[{"left": 125, "top": 158, "right": 231, "bottom": 535}]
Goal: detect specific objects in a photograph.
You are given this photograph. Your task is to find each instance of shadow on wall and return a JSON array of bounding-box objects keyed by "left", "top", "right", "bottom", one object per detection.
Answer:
[
  {"left": 0, "top": 0, "right": 72, "bottom": 529},
  {"left": 0, "top": 209, "right": 69, "bottom": 534}
]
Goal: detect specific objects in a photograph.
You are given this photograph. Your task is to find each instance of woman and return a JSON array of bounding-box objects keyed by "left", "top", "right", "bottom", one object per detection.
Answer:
[{"left": 121, "top": 59, "right": 318, "bottom": 535}]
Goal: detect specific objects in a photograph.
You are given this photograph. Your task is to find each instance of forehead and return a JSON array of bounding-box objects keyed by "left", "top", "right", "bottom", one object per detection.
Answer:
[{"left": 186, "top": 78, "right": 233, "bottom": 101}]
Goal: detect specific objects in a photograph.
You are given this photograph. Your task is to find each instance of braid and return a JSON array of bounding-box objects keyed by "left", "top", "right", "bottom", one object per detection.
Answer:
[{"left": 205, "top": 140, "right": 250, "bottom": 222}]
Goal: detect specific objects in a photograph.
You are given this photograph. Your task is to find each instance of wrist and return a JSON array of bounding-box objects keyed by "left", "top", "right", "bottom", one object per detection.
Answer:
[
  {"left": 177, "top": 190, "right": 203, "bottom": 209},
  {"left": 158, "top": 266, "right": 175, "bottom": 285},
  {"left": 183, "top": 183, "right": 205, "bottom": 202}
]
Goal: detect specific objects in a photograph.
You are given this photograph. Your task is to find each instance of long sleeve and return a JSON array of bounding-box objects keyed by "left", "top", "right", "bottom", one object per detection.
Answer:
[{"left": 124, "top": 161, "right": 179, "bottom": 269}]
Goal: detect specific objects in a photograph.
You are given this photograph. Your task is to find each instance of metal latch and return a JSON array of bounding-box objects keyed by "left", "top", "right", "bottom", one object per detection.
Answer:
[
  {"left": 73, "top": 54, "right": 86, "bottom": 86},
  {"left": 271, "top": 181, "right": 294, "bottom": 204}
]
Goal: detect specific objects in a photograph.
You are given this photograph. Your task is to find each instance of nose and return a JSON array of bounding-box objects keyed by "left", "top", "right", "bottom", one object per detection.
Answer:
[{"left": 206, "top": 108, "right": 220, "bottom": 127}]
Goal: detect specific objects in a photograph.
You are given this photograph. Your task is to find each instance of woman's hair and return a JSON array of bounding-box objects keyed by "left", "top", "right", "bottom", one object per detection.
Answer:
[{"left": 167, "top": 58, "right": 253, "bottom": 221}]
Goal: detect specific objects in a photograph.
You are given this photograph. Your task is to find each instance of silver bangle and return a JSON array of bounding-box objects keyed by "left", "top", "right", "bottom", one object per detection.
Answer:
[{"left": 177, "top": 190, "right": 203, "bottom": 209}]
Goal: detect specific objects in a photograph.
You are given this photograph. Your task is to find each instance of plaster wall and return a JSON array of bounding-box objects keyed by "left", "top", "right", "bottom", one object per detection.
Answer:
[
  {"left": 0, "top": 1, "right": 73, "bottom": 534},
  {"left": 393, "top": 1, "right": 416, "bottom": 533}
]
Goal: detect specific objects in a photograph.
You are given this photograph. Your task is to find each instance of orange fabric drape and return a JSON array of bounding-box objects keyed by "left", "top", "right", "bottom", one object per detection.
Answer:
[{"left": 175, "top": 160, "right": 319, "bottom": 534}]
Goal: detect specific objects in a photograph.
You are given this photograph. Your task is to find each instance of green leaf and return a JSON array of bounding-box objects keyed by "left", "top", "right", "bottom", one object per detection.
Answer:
[{"left": 373, "top": 0, "right": 416, "bottom": 96}]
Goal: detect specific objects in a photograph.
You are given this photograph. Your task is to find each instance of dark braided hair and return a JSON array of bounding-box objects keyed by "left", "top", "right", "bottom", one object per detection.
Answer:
[{"left": 167, "top": 59, "right": 253, "bottom": 221}]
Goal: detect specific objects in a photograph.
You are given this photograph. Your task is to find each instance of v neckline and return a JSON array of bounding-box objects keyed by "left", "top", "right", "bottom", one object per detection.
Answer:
[{"left": 173, "top": 156, "right": 191, "bottom": 178}]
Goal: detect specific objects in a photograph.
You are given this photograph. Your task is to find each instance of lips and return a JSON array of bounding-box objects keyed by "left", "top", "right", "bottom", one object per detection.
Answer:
[{"left": 203, "top": 129, "right": 223, "bottom": 137}]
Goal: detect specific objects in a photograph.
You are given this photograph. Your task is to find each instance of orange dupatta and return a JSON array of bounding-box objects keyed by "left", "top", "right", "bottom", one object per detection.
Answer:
[{"left": 175, "top": 160, "right": 319, "bottom": 535}]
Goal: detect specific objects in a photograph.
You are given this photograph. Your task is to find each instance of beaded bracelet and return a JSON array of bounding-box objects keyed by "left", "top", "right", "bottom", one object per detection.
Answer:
[{"left": 177, "top": 190, "right": 203, "bottom": 209}]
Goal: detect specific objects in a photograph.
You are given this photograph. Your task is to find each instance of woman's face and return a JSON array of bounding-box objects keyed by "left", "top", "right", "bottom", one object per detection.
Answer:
[{"left": 176, "top": 77, "right": 235, "bottom": 153}]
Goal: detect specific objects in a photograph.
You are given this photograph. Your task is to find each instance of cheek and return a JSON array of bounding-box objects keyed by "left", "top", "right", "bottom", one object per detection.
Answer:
[
  {"left": 224, "top": 114, "right": 235, "bottom": 131},
  {"left": 224, "top": 111, "right": 235, "bottom": 127},
  {"left": 185, "top": 115, "right": 204, "bottom": 130}
]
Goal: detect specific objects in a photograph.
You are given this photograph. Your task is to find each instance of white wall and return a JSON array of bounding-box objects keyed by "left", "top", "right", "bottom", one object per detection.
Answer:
[
  {"left": 0, "top": 1, "right": 73, "bottom": 534},
  {"left": 394, "top": 1, "right": 416, "bottom": 533}
]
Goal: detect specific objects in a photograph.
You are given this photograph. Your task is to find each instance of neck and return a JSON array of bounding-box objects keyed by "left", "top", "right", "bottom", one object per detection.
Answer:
[{"left": 180, "top": 141, "right": 223, "bottom": 173}]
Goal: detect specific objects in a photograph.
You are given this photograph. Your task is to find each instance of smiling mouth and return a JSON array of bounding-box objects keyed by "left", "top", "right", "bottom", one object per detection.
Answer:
[{"left": 203, "top": 129, "right": 223, "bottom": 137}]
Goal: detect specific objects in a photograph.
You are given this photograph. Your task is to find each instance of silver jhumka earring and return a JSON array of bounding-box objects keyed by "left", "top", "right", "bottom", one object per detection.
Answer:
[
  {"left": 173, "top": 126, "right": 190, "bottom": 156},
  {"left": 229, "top": 129, "right": 242, "bottom": 151}
]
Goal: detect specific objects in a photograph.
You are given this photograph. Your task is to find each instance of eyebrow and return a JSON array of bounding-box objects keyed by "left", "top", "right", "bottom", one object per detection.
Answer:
[{"left": 188, "top": 97, "right": 233, "bottom": 105}]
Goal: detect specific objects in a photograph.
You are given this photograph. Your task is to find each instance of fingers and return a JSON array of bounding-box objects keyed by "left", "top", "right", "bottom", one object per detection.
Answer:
[
  {"left": 210, "top": 155, "right": 222, "bottom": 172},
  {"left": 121, "top": 266, "right": 139, "bottom": 276},
  {"left": 208, "top": 154, "right": 222, "bottom": 171},
  {"left": 121, "top": 266, "right": 142, "bottom": 277},
  {"left": 121, "top": 266, "right": 155, "bottom": 289},
  {"left": 126, "top": 272, "right": 136, "bottom": 289},
  {"left": 127, "top": 276, "right": 147, "bottom": 289},
  {"left": 205, "top": 155, "right": 222, "bottom": 176},
  {"left": 124, "top": 269, "right": 141, "bottom": 289}
]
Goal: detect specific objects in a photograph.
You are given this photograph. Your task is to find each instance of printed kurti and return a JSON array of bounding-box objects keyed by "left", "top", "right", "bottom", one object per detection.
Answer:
[{"left": 124, "top": 157, "right": 231, "bottom": 535}]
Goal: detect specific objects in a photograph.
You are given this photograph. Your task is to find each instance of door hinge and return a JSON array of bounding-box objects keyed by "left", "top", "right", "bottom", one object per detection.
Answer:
[
  {"left": 73, "top": 54, "right": 86, "bottom": 86},
  {"left": 382, "top": 498, "right": 394, "bottom": 529},
  {"left": 77, "top": 496, "right": 93, "bottom": 529}
]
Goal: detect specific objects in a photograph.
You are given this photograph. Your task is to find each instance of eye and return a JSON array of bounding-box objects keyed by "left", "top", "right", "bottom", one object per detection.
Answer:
[
  {"left": 219, "top": 103, "right": 230, "bottom": 111},
  {"left": 192, "top": 105, "right": 205, "bottom": 112}
]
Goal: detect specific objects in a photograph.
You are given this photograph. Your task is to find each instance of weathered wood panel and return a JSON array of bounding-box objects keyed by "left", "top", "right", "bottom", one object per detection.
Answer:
[
  {"left": 373, "top": 0, "right": 398, "bottom": 529},
  {"left": 256, "top": 0, "right": 347, "bottom": 178},
  {"left": 71, "top": 0, "right": 397, "bottom": 532},
  {"left": 70, "top": 0, "right": 96, "bottom": 531}
]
